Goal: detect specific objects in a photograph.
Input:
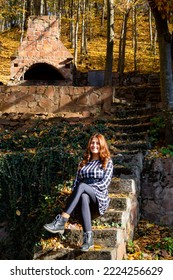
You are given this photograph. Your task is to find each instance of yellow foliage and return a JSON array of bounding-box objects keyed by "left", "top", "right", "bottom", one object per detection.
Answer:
[
  {"left": 0, "top": 28, "right": 21, "bottom": 84},
  {"left": 40, "top": 237, "right": 65, "bottom": 251},
  {"left": 0, "top": 11, "right": 160, "bottom": 85}
]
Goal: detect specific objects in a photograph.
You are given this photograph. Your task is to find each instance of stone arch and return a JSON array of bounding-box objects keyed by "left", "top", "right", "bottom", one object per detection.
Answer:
[{"left": 24, "top": 62, "right": 65, "bottom": 80}]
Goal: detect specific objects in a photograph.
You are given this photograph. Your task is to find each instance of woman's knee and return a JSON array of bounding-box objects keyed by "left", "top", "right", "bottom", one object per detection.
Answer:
[
  {"left": 78, "top": 182, "right": 88, "bottom": 190},
  {"left": 80, "top": 193, "right": 90, "bottom": 204}
]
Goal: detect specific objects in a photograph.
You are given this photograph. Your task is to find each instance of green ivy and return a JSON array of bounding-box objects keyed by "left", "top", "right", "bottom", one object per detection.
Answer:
[
  {"left": 160, "top": 145, "right": 173, "bottom": 157},
  {"left": 149, "top": 115, "right": 165, "bottom": 146}
]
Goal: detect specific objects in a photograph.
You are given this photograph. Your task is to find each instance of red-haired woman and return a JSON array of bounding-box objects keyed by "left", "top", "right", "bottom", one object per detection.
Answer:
[{"left": 44, "top": 133, "right": 113, "bottom": 251}]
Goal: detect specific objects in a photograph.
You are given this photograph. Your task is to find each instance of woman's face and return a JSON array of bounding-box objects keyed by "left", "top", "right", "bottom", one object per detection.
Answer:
[{"left": 90, "top": 137, "right": 100, "bottom": 155}]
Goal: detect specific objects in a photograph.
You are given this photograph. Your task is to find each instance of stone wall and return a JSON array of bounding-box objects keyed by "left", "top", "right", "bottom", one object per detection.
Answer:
[
  {"left": 0, "top": 85, "right": 112, "bottom": 116},
  {"left": 141, "top": 158, "right": 173, "bottom": 225}
]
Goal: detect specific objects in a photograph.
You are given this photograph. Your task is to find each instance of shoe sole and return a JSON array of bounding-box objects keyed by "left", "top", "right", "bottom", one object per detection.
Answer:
[
  {"left": 80, "top": 245, "right": 94, "bottom": 252},
  {"left": 43, "top": 225, "right": 64, "bottom": 234}
]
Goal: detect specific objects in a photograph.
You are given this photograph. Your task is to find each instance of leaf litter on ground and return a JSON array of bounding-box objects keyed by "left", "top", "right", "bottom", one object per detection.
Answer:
[{"left": 125, "top": 220, "right": 173, "bottom": 260}]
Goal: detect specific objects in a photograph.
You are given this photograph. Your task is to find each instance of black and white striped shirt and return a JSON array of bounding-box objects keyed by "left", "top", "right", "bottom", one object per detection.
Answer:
[{"left": 73, "top": 158, "right": 113, "bottom": 215}]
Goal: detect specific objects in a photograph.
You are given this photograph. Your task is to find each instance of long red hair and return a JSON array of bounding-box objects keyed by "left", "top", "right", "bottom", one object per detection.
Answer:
[{"left": 79, "top": 133, "right": 111, "bottom": 170}]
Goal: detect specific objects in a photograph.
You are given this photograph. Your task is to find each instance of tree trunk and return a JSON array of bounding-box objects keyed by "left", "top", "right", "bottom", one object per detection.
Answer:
[
  {"left": 44, "top": 0, "right": 48, "bottom": 15},
  {"left": 117, "top": 9, "right": 130, "bottom": 84},
  {"left": 149, "top": 2, "right": 173, "bottom": 144},
  {"left": 148, "top": 7, "right": 153, "bottom": 50},
  {"left": 153, "top": 26, "right": 157, "bottom": 56},
  {"left": 151, "top": 9, "right": 173, "bottom": 108},
  {"left": 101, "top": 0, "right": 106, "bottom": 27},
  {"left": 20, "top": 0, "right": 26, "bottom": 42},
  {"left": 171, "top": 31, "right": 173, "bottom": 61},
  {"left": 25, "top": 0, "right": 31, "bottom": 29},
  {"left": 88, "top": 1, "right": 93, "bottom": 41},
  {"left": 74, "top": 0, "right": 81, "bottom": 68},
  {"left": 104, "top": 0, "right": 114, "bottom": 86},
  {"left": 34, "top": 0, "right": 41, "bottom": 16},
  {"left": 40, "top": 0, "right": 48, "bottom": 15},
  {"left": 132, "top": 5, "right": 137, "bottom": 72},
  {"left": 70, "top": 0, "right": 75, "bottom": 48},
  {"left": 80, "top": 0, "right": 88, "bottom": 56},
  {"left": 57, "top": 0, "right": 62, "bottom": 36}
]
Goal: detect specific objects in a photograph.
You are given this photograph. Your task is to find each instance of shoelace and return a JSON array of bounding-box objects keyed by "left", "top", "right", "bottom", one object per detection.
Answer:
[{"left": 53, "top": 214, "right": 61, "bottom": 225}]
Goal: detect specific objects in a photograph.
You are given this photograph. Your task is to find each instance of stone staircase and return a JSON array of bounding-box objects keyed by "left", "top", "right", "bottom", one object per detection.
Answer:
[
  {"left": 34, "top": 178, "right": 137, "bottom": 260},
  {"left": 33, "top": 82, "right": 161, "bottom": 260}
]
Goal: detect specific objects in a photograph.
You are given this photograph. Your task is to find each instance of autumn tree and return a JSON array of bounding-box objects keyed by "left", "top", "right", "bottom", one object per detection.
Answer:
[
  {"left": 148, "top": 0, "right": 173, "bottom": 144},
  {"left": 74, "top": 0, "right": 81, "bottom": 67},
  {"left": 80, "top": 0, "right": 88, "bottom": 56},
  {"left": 34, "top": 0, "right": 41, "bottom": 15},
  {"left": 0, "top": 0, "right": 25, "bottom": 29},
  {"left": 25, "top": 0, "right": 32, "bottom": 28},
  {"left": 104, "top": 0, "right": 115, "bottom": 85},
  {"left": 117, "top": 0, "right": 131, "bottom": 81}
]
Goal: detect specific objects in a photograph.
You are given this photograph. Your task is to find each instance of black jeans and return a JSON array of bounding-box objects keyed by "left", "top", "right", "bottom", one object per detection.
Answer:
[{"left": 64, "top": 183, "right": 99, "bottom": 232}]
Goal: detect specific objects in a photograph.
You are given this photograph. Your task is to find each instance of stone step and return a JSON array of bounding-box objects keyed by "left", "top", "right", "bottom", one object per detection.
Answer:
[
  {"left": 110, "top": 140, "right": 150, "bottom": 152},
  {"left": 64, "top": 228, "right": 123, "bottom": 248},
  {"left": 113, "top": 165, "right": 132, "bottom": 176},
  {"left": 108, "top": 122, "right": 151, "bottom": 133},
  {"left": 96, "top": 209, "right": 122, "bottom": 225},
  {"left": 114, "top": 131, "right": 148, "bottom": 141},
  {"left": 34, "top": 227, "right": 126, "bottom": 260},
  {"left": 113, "top": 85, "right": 160, "bottom": 101},
  {"left": 34, "top": 245, "right": 122, "bottom": 260},
  {"left": 109, "top": 196, "right": 128, "bottom": 211},
  {"left": 109, "top": 178, "right": 136, "bottom": 195},
  {"left": 112, "top": 100, "right": 150, "bottom": 108},
  {"left": 106, "top": 115, "right": 153, "bottom": 125},
  {"left": 110, "top": 106, "right": 160, "bottom": 118},
  {"left": 112, "top": 149, "right": 147, "bottom": 156},
  {"left": 112, "top": 152, "right": 144, "bottom": 177},
  {"left": 95, "top": 209, "right": 131, "bottom": 233},
  {"left": 112, "top": 152, "right": 140, "bottom": 163},
  {"left": 148, "top": 74, "right": 160, "bottom": 85}
]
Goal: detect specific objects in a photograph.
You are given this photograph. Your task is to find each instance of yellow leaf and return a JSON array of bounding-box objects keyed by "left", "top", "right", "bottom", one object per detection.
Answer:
[
  {"left": 39, "top": 131, "right": 44, "bottom": 136},
  {"left": 16, "top": 210, "right": 21, "bottom": 216},
  {"left": 94, "top": 244, "right": 103, "bottom": 250},
  {"left": 146, "top": 223, "right": 155, "bottom": 228}
]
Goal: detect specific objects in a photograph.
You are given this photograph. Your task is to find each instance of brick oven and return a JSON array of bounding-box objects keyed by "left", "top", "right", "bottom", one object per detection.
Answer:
[{"left": 9, "top": 16, "right": 73, "bottom": 85}]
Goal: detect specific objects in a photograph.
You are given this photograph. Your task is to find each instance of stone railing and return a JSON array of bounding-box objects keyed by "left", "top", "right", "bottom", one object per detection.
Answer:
[{"left": 0, "top": 86, "right": 112, "bottom": 116}]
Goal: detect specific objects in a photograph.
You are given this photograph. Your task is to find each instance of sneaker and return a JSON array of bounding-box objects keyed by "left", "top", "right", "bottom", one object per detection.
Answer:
[{"left": 43, "top": 214, "right": 67, "bottom": 234}]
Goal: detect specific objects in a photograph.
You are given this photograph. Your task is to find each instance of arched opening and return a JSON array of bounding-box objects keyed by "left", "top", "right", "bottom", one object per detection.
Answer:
[{"left": 24, "top": 63, "right": 65, "bottom": 80}]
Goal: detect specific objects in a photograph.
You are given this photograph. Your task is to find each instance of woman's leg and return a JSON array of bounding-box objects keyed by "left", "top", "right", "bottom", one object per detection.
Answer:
[
  {"left": 64, "top": 182, "right": 97, "bottom": 216},
  {"left": 79, "top": 192, "right": 99, "bottom": 251},
  {"left": 79, "top": 193, "right": 99, "bottom": 232},
  {"left": 43, "top": 183, "right": 97, "bottom": 234}
]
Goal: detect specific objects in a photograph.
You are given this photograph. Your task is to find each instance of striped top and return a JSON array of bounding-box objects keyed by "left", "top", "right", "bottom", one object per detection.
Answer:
[{"left": 73, "top": 158, "right": 113, "bottom": 215}]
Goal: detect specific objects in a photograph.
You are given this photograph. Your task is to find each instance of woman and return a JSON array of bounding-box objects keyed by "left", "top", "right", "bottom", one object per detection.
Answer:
[{"left": 43, "top": 133, "right": 113, "bottom": 251}]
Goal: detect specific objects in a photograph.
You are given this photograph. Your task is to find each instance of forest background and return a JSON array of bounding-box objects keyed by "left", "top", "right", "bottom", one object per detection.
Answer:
[{"left": 0, "top": 0, "right": 169, "bottom": 85}]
